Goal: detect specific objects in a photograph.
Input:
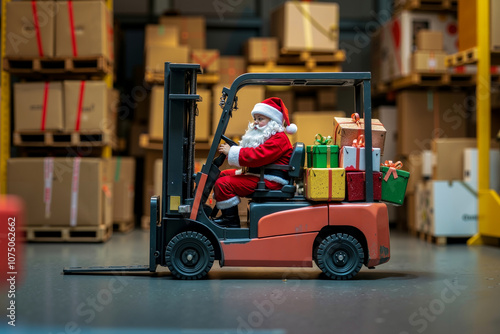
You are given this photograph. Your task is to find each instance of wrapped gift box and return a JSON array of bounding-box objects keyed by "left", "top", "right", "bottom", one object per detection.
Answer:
[
  {"left": 346, "top": 172, "right": 382, "bottom": 202},
  {"left": 333, "top": 117, "right": 386, "bottom": 155},
  {"left": 340, "top": 146, "right": 381, "bottom": 172},
  {"left": 191, "top": 49, "right": 220, "bottom": 73},
  {"left": 306, "top": 145, "right": 339, "bottom": 168},
  {"left": 381, "top": 166, "right": 410, "bottom": 205},
  {"left": 304, "top": 168, "right": 345, "bottom": 201}
]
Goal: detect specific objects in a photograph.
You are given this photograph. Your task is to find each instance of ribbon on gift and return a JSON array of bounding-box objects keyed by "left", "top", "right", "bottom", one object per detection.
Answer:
[
  {"left": 382, "top": 160, "right": 403, "bottom": 182},
  {"left": 314, "top": 133, "right": 332, "bottom": 145},
  {"left": 352, "top": 135, "right": 365, "bottom": 170}
]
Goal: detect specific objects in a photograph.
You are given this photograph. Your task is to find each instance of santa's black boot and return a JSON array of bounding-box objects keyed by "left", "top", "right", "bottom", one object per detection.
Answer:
[{"left": 213, "top": 206, "right": 240, "bottom": 228}]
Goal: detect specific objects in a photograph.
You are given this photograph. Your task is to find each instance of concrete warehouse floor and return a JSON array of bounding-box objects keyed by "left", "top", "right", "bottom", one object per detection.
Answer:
[{"left": 2, "top": 229, "right": 500, "bottom": 334}]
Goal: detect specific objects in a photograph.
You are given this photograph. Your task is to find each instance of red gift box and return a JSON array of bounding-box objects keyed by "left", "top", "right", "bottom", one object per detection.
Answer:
[{"left": 346, "top": 172, "right": 382, "bottom": 201}]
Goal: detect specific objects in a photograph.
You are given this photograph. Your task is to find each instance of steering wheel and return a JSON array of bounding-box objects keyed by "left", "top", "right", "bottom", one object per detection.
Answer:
[{"left": 213, "top": 135, "right": 238, "bottom": 167}]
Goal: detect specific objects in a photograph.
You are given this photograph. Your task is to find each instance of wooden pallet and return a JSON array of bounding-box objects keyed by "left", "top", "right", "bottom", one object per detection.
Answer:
[
  {"left": 145, "top": 71, "right": 219, "bottom": 85},
  {"left": 446, "top": 48, "right": 500, "bottom": 67},
  {"left": 3, "top": 56, "right": 112, "bottom": 75},
  {"left": 447, "top": 73, "right": 476, "bottom": 86},
  {"left": 395, "top": 0, "right": 457, "bottom": 11},
  {"left": 247, "top": 63, "right": 342, "bottom": 73},
  {"left": 22, "top": 223, "right": 112, "bottom": 243},
  {"left": 414, "top": 230, "right": 470, "bottom": 246},
  {"left": 13, "top": 130, "right": 114, "bottom": 147},
  {"left": 113, "top": 220, "right": 135, "bottom": 233},
  {"left": 391, "top": 72, "right": 448, "bottom": 90}
]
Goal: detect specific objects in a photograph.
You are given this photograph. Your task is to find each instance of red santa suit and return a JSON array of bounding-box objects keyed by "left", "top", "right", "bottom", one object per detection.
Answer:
[{"left": 214, "top": 97, "right": 297, "bottom": 210}]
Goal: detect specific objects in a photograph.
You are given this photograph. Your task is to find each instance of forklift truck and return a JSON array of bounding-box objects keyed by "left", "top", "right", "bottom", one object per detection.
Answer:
[{"left": 64, "top": 63, "right": 390, "bottom": 280}]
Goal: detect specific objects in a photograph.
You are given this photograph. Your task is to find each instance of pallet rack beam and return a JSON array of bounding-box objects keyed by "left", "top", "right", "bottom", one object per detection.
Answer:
[
  {"left": 468, "top": 0, "right": 500, "bottom": 245},
  {"left": 0, "top": 0, "right": 11, "bottom": 194}
]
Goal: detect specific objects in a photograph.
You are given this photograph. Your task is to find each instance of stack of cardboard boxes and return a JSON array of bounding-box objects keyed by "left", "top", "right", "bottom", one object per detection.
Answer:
[
  {"left": 6, "top": 1, "right": 136, "bottom": 239},
  {"left": 414, "top": 139, "right": 500, "bottom": 238}
]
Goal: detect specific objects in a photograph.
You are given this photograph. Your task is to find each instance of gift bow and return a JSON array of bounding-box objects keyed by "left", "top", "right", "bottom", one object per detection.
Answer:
[
  {"left": 352, "top": 135, "right": 365, "bottom": 148},
  {"left": 382, "top": 160, "right": 403, "bottom": 181},
  {"left": 315, "top": 133, "right": 332, "bottom": 145},
  {"left": 351, "top": 112, "right": 360, "bottom": 125}
]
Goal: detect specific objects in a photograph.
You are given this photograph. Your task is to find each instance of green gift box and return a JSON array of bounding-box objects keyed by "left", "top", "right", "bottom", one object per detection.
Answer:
[
  {"left": 381, "top": 166, "right": 410, "bottom": 205},
  {"left": 307, "top": 145, "right": 339, "bottom": 168},
  {"left": 306, "top": 146, "right": 314, "bottom": 167}
]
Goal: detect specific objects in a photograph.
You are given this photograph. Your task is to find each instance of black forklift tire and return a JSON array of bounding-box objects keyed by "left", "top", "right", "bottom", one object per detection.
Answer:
[
  {"left": 315, "top": 233, "right": 364, "bottom": 280},
  {"left": 165, "top": 231, "right": 215, "bottom": 280}
]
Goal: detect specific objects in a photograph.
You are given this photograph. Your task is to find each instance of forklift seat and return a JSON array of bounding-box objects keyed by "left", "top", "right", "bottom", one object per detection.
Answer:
[{"left": 248, "top": 142, "right": 305, "bottom": 200}]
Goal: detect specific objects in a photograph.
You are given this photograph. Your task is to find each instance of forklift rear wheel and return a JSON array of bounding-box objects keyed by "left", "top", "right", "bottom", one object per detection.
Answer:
[
  {"left": 165, "top": 231, "right": 215, "bottom": 280},
  {"left": 315, "top": 233, "right": 364, "bottom": 280}
]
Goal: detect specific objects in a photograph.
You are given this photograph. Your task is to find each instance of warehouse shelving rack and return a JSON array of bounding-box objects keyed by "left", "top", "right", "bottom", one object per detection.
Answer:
[{"left": 0, "top": 0, "right": 114, "bottom": 195}]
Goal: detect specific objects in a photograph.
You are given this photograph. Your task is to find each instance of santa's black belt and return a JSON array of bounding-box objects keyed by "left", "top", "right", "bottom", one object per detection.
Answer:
[{"left": 247, "top": 167, "right": 289, "bottom": 180}]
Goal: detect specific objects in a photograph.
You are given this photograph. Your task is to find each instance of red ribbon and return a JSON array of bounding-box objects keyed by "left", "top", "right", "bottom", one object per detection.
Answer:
[
  {"left": 382, "top": 160, "right": 403, "bottom": 182},
  {"left": 31, "top": 1, "right": 44, "bottom": 57},
  {"left": 40, "top": 82, "right": 49, "bottom": 131},
  {"left": 352, "top": 134, "right": 365, "bottom": 148},
  {"left": 68, "top": 1, "right": 78, "bottom": 57},
  {"left": 74, "top": 81, "right": 86, "bottom": 131}
]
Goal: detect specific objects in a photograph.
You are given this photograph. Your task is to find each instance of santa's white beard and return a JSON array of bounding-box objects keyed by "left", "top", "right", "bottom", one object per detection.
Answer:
[{"left": 239, "top": 120, "right": 284, "bottom": 148}]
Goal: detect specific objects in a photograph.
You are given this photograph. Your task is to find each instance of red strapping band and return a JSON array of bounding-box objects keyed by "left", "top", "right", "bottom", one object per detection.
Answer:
[
  {"left": 31, "top": 1, "right": 44, "bottom": 57},
  {"left": 41, "top": 82, "right": 49, "bottom": 131},
  {"left": 328, "top": 169, "right": 332, "bottom": 200},
  {"left": 75, "top": 81, "right": 85, "bottom": 131},
  {"left": 68, "top": 1, "right": 78, "bottom": 57}
]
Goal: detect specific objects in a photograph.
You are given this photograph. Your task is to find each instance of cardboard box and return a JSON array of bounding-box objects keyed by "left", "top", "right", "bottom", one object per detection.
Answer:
[
  {"left": 144, "top": 24, "right": 179, "bottom": 49},
  {"left": 396, "top": 91, "right": 469, "bottom": 156},
  {"left": 150, "top": 86, "right": 211, "bottom": 141},
  {"left": 14, "top": 82, "right": 64, "bottom": 132},
  {"left": 463, "top": 148, "right": 500, "bottom": 192},
  {"left": 432, "top": 138, "right": 477, "bottom": 181},
  {"left": 333, "top": 117, "right": 387, "bottom": 155},
  {"left": 191, "top": 49, "right": 220, "bottom": 73},
  {"left": 271, "top": 2, "right": 339, "bottom": 53},
  {"left": 112, "top": 157, "right": 135, "bottom": 223},
  {"left": 219, "top": 56, "right": 246, "bottom": 86},
  {"left": 292, "top": 111, "right": 345, "bottom": 146},
  {"left": 304, "top": 168, "right": 345, "bottom": 201},
  {"left": 379, "top": 10, "right": 457, "bottom": 81},
  {"left": 145, "top": 45, "right": 189, "bottom": 73},
  {"left": 148, "top": 86, "right": 164, "bottom": 140},
  {"left": 345, "top": 172, "right": 382, "bottom": 202},
  {"left": 399, "top": 152, "right": 423, "bottom": 195},
  {"left": 458, "top": 0, "right": 500, "bottom": 52},
  {"left": 411, "top": 51, "right": 447, "bottom": 73},
  {"left": 416, "top": 30, "right": 443, "bottom": 51},
  {"left": 427, "top": 181, "right": 478, "bottom": 237},
  {"left": 373, "top": 106, "right": 397, "bottom": 158},
  {"left": 64, "top": 80, "right": 109, "bottom": 132},
  {"left": 7, "top": 158, "right": 112, "bottom": 227},
  {"left": 56, "top": 1, "right": 112, "bottom": 58},
  {"left": 245, "top": 37, "right": 279, "bottom": 63},
  {"left": 143, "top": 150, "right": 162, "bottom": 217},
  {"left": 340, "top": 146, "right": 381, "bottom": 172},
  {"left": 5, "top": 1, "right": 56, "bottom": 57},
  {"left": 415, "top": 181, "right": 431, "bottom": 232},
  {"left": 212, "top": 85, "right": 265, "bottom": 137},
  {"left": 159, "top": 16, "right": 206, "bottom": 50}
]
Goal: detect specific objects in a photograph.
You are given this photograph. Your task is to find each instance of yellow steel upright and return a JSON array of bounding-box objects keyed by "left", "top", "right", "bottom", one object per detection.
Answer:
[
  {"left": 0, "top": 0, "right": 11, "bottom": 194},
  {"left": 468, "top": 0, "right": 500, "bottom": 245},
  {"left": 102, "top": 0, "right": 113, "bottom": 159}
]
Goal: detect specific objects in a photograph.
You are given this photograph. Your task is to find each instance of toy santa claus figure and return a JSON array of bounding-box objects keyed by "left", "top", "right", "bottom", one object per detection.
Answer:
[{"left": 214, "top": 97, "right": 297, "bottom": 228}]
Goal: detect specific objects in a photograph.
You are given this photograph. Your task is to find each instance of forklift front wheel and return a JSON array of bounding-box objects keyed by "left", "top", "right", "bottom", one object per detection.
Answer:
[
  {"left": 165, "top": 231, "right": 215, "bottom": 280},
  {"left": 315, "top": 233, "right": 364, "bottom": 280}
]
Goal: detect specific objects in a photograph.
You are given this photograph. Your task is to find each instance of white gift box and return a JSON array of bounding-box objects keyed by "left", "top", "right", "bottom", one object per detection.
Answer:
[{"left": 340, "top": 146, "right": 381, "bottom": 172}]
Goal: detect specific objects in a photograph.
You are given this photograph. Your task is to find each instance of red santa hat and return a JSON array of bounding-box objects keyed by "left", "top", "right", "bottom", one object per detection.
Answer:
[{"left": 251, "top": 97, "right": 297, "bottom": 134}]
